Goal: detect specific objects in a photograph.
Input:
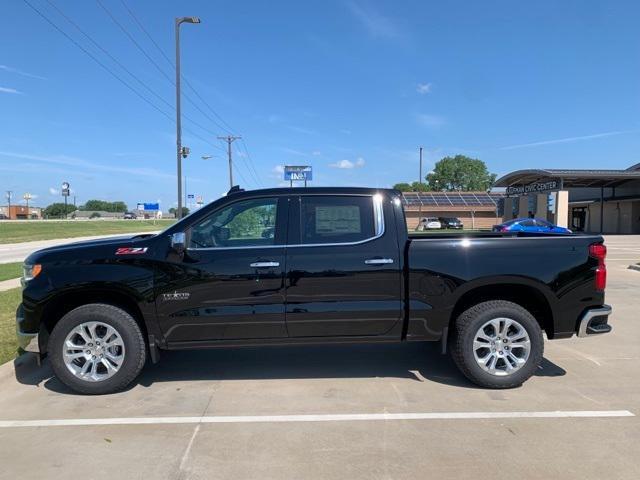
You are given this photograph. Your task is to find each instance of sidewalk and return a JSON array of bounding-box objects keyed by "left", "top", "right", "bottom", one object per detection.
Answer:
[{"left": 0, "top": 278, "right": 20, "bottom": 292}]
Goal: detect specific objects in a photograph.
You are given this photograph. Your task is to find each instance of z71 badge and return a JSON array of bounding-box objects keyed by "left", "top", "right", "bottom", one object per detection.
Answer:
[
  {"left": 115, "top": 247, "right": 148, "bottom": 255},
  {"left": 162, "top": 291, "right": 191, "bottom": 301}
]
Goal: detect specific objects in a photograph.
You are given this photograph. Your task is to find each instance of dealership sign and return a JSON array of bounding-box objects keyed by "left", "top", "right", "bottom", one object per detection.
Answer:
[
  {"left": 284, "top": 165, "right": 313, "bottom": 181},
  {"left": 506, "top": 180, "right": 559, "bottom": 196}
]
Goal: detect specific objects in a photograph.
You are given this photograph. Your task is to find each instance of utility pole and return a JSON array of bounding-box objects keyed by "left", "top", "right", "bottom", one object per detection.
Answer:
[
  {"left": 175, "top": 16, "right": 200, "bottom": 219},
  {"left": 217, "top": 135, "right": 241, "bottom": 189},
  {"left": 417, "top": 147, "right": 423, "bottom": 230},
  {"left": 6, "top": 191, "right": 12, "bottom": 219},
  {"left": 419, "top": 146, "right": 423, "bottom": 186}
]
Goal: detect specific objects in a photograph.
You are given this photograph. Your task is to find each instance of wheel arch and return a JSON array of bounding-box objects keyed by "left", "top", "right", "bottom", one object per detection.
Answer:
[
  {"left": 449, "top": 279, "right": 556, "bottom": 339},
  {"left": 40, "top": 286, "right": 149, "bottom": 354}
]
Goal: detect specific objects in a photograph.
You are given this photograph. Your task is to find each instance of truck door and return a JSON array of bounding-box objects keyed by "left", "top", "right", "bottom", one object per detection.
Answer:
[
  {"left": 155, "top": 196, "right": 289, "bottom": 344},
  {"left": 285, "top": 193, "right": 402, "bottom": 337}
]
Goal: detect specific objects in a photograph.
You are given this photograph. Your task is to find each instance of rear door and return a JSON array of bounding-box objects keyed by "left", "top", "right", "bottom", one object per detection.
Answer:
[
  {"left": 155, "top": 196, "right": 289, "bottom": 344},
  {"left": 284, "top": 193, "right": 402, "bottom": 337}
]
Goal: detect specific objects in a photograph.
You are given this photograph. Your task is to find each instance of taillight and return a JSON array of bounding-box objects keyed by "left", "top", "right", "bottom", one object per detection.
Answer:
[{"left": 589, "top": 243, "right": 607, "bottom": 291}]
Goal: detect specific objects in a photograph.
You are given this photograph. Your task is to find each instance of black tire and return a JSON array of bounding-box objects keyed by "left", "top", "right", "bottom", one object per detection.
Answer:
[
  {"left": 49, "top": 304, "right": 146, "bottom": 395},
  {"left": 451, "top": 300, "right": 543, "bottom": 389}
]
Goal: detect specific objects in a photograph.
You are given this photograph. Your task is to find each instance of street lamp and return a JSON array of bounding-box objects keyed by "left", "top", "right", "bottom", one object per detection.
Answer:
[{"left": 175, "top": 16, "right": 201, "bottom": 219}]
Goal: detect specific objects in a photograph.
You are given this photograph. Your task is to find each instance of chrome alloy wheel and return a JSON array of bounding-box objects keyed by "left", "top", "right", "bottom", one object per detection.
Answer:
[
  {"left": 62, "top": 322, "right": 126, "bottom": 382},
  {"left": 472, "top": 318, "right": 531, "bottom": 376}
]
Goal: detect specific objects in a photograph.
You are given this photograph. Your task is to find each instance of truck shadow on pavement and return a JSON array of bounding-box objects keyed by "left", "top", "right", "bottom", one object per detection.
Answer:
[{"left": 14, "top": 342, "right": 566, "bottom": 395}]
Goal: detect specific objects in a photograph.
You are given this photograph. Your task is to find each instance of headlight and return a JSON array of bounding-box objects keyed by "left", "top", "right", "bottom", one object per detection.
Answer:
[{"left": 23, "top": 264, "right": 42, "bottom": 282}]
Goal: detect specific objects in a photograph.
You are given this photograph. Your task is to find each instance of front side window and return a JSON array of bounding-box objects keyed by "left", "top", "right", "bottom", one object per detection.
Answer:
[
  {"left": 300, "top": 196, "right": 376, "bottom": 245},
  {"left": 189, "top": 198, "right": 278, "bottom": 248}
]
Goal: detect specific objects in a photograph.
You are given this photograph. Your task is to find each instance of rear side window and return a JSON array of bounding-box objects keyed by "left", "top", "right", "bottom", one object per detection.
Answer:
[{"left": 300, "top": 196, "right": 375, "bottom": 245}]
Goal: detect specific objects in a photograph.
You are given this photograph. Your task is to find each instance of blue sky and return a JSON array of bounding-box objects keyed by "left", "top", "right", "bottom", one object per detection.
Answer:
[{"left": 1, "top": 0, "right": 639, "bottom": 209}]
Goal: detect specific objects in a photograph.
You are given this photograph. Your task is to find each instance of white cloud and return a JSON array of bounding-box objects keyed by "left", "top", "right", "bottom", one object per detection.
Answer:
[
  {"left": 329, "top": 157, "right": 366, "bottom": 169},
  {"left": 416, "top": 83, "right": 432, "bottom": 94},
  {"left": 311, "top": 150, "right": 322, "bottom": 156},
  {"left": 0, "top": 65, "right": 46, "bottom": 80},
  {"left": 499, "top": 130, "right": 631, "bottom": 150},
  {"left": 340, "top": 129, "right": 352, "bottom": 135},
  {"left": 0, "top": 87, "right": 22, "bottom": 95},
  {"left": 416, "top": 113, "right": 445, "bottom": 129},
  {"left": 273, "top": 165, "right": 285, "bottom": 174},
  {"left": 49, "top": 187, "right": 59, "bottom": 195},
  {"left": 347, "top": 1, "right": 399, "bottom": 38}
]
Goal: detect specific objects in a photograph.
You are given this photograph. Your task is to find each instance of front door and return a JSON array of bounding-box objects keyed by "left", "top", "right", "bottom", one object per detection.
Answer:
[
  {"left": 156, "top": 196, "right": 289, "bottom": 344},
  {"left": 285, "top": 193, "right": 402, "bottom": 338}
]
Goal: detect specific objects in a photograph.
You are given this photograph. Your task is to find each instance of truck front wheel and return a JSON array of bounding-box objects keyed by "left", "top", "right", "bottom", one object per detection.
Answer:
[
  {"left": 48, "top": 304, "right": 147, "bottom": 395},
  {"left": 451, "top": 300, "right": 544, "bottom": 388}
]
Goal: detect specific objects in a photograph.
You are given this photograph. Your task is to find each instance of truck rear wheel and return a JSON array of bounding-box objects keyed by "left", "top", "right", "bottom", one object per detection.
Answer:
[
  {"left": 49, "top": 304, "right": 146, "bottom": 395},
  {"left": 451, "top": 300, "right": 543, "bottom": 388}
]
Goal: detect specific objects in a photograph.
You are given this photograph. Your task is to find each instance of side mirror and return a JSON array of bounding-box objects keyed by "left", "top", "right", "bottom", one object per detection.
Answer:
[{"left": 171, "top": 232, "right": 186, "bottom": 254}]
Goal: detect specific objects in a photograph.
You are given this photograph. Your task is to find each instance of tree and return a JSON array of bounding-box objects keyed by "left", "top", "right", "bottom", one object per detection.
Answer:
[
  {"left": 392, "top": 183, "right": 412, "bottom": 192},
  {"left": 43, "top": 202, "right": 76, "bottom": 218},
  {"left": 169, "top": 207, "right": 190, "bottom": 217},
  {"left": 393, "top": 182, "right": 430, "bottom": 192},
  {"left": 425, "top": 155, "right": 496, "bottom": 192},
  {"left": 410, "top": 181, "right": 430, "bottom": 192},
  {"left": 80, "top": 200, "right": 128, "bottom": 212}
]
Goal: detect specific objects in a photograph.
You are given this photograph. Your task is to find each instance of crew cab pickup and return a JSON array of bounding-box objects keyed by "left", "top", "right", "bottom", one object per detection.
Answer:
[{"left": 17, "top": 187, "right": 612, "bottom": 394}]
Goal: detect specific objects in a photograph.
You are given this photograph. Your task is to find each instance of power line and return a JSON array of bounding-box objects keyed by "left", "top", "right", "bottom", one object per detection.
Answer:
[
  {"left": 119, "top": 0, "right": 237, "bottom": 135},
  {"left": 239, "top": 138, "right": 263, "bottom": 186},
  {"left": 22, "top": 0, "right": 174, "bottom": 122},
  {"left": 235, "top": 140, "right": 262, "bottom": 187},
  {"left": 98, "top": 0, "right": 233, "bottom": 138},
  {"left": 45, "top": 0, "right": 173, "bottom": 112},
  {"left": 232, "top": 142, "right": 260, "bottom": 187},
  {"left": 25, "top": 0, "right": 224, "bottom": 158},
  {"left": 118, "top": 0, "right": 263, "bottom": 187}
]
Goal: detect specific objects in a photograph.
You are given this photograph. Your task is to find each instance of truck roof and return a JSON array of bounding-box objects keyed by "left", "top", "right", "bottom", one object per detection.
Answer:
[{"left": 228, "top": 186, "right": 397, "bottom": 196}]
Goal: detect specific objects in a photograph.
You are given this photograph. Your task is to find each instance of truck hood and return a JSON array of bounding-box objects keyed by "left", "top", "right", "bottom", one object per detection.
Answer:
[{"left": 24, "top": 234, "right": 157, "bottom": 265}]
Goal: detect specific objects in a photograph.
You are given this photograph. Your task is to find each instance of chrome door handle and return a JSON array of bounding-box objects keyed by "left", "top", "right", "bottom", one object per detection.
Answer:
[
  {"left": 364, "top": 258, "right": 394, "bottom": 265},
  {"left": 250, "top": 261, "right": 280, "bottom": 268}
]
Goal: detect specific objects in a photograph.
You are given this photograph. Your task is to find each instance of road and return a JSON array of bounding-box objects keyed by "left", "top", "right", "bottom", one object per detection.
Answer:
[{"left": 0, "top": 236, "right": 638, "bottom": 479}]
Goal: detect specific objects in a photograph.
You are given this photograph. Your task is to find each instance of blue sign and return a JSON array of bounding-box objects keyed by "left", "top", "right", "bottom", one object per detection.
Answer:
[
  {"left": 187, "top": 194, "right": 195, "bottom": 199},
  {"left": 284, "top": 165, "right": 312, "bottom": 181},
  {"left": 143, "top": 203, "right": 159, "bottom": 211}
]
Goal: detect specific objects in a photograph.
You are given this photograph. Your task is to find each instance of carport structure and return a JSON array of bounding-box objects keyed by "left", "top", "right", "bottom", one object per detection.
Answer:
[{"left": 493, "top": 163, "right": 640, "bottom": 234}]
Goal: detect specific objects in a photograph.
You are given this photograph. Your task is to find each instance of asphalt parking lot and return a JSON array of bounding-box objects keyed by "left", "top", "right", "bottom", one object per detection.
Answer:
[{"left": 0, "top": 236, "right": 638, "bottom": 480}]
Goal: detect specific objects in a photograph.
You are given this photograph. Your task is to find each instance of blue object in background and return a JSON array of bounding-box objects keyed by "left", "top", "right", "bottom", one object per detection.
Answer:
[{"left": 494, "top": 218, "right": 572, "bottom": 234}]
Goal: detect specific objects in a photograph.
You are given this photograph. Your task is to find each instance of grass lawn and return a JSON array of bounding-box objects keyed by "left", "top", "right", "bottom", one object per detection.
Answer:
[
  {"left": 0, "top": 262, "right": 22, "bottom": 282},
  {"left": 0, "top": 219, "right": 175, "bottom": 244},
  {"left": 0, "top": 288, "right": 21, "bottom": 365}
]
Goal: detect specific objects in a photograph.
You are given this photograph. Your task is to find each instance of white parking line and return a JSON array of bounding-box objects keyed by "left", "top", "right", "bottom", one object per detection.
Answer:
[{"left": 0, "top": 410, "right": 633, "bottom": 428}]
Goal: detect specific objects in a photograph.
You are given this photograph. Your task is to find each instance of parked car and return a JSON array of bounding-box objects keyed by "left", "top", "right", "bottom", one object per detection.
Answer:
[
  {"left": 0, "top": 214, "right": 8, "bottom": 220},
  {"left": 493, "top": 218, "right": 572, "bottom": 234},
  {"left": 123, "top": 212, "right": 137, "bottom": 220},
  {"left": 420, "top": 217, "right": 442, "bottom": 229},
  {"left": 17, "top": 187, "right": 611, "bottom": 394},
  {"left": 438, "top": 217, "right": 464, "bottom": 229}
]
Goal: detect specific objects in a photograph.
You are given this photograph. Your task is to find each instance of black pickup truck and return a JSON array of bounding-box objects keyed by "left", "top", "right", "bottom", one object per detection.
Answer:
[{"left": 17, "top": 187, "right": 612, "bottom": 394}]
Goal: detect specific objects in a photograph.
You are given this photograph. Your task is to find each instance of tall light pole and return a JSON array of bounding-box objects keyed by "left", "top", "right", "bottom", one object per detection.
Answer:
[{"left": 175, "top": 16, "right": 200, "bottom": 219}]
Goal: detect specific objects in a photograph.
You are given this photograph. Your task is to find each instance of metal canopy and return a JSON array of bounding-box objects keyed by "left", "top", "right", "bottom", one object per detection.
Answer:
[{"left": 494, "top": 168, "right": 640, "bottom": 189}]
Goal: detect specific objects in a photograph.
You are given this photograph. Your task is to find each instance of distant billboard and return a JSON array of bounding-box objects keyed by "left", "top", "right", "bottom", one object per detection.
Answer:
[{"left": 284, "top": 165, "right": 312, "bottom": 182}]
